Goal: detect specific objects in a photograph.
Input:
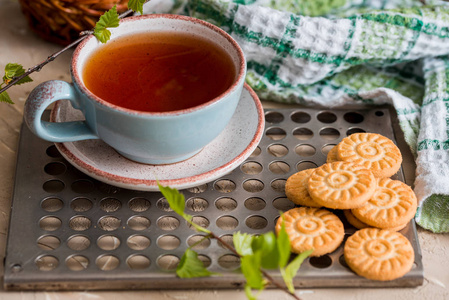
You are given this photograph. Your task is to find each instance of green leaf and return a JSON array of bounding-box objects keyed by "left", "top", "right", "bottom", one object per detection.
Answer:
[
  {"left": 277, "top": 214, "right": 291, "bottom": 268},
  {"left": 244, "top": 284, "right": 258, "bottom": 300},
  {"left": 158, "top": 183, "right": 186, "bottom": 216},
  {"left": 252, "top": 232, "right": 279, "bottom": 270},
  {"left": 176, "top": 248, "right": 214, "bottom": 278},
  {"left": 94, "top": 5, "right": 120, "bottom": 43},
  {"left": 240, "top": 252, "right": 264, "bottom": 290},
  {"left": 281, "top": 249, "right": 313, "bottom": 293},
  {"left": 128, "top": 0, "right": 146, "bottom": 15},
  {"left": 233, "top": 232, "right": 254, "bottom": 256},
  {"left": 0, "top": 92, "right": 14, "bottom": 104},
  {"left": 3, "top": 63, "right": 32, "bottom": 85}
]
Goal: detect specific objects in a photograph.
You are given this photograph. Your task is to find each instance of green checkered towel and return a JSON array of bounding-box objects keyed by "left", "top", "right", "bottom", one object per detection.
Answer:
[{"left": 144, "top": 0, "right": 449, "bottom": 233}]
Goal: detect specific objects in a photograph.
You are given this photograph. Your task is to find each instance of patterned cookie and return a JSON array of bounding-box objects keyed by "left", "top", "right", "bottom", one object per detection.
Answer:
[
  {"left": 326, "top": 145, "right": 339, "bottom": 163},
  {"left": 285, "top": 169, "right": 321, "bottom": 207},
  {"left": 336, "top": 133, "right": 402, "bottom": 178},
  {"left": 343, "top": 209, "right": 408, "bottom": 232},
  {"left": 307, "top": 162, "right": 377, "bottom": 209},
  {"left": 276, "top": 207, "right": 344, "bottom": 257},
  {"left": 351, "top": 177, "right": 417, "bottom": 229},
  {"left": 344, "top": 228, "right": 414, "bottom": 281}
]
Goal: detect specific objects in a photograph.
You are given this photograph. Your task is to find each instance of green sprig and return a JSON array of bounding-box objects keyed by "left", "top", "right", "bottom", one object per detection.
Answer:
[
  {"left": 128, "top": 0, "right": 146, "bottom": 15},
  {"left": 93, "top": 5, "right": 120, "bottom": 43},
  {"left": 0, "top": 63, "right": 33, "bottom": 104}
]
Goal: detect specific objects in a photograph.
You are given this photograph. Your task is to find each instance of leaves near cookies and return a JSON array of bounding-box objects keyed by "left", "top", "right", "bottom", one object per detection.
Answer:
[{"left": 0, "top": 63, "right": 33, "bottom": 104}]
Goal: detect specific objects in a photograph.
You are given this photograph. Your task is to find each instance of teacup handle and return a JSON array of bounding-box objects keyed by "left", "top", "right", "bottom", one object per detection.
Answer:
[{"left": 24, "top": 80, "right": 98, "bottom": 142}]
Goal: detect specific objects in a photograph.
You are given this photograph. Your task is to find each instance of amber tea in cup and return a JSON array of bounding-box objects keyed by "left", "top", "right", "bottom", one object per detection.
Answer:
[{"left": 83, "top": 31, "right": 236, "bottom": 112}]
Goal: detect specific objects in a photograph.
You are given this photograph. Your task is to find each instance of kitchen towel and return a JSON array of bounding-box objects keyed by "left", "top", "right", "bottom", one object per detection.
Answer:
[{"left": 144, "top": 0, "right": 449, "bottom": 233}]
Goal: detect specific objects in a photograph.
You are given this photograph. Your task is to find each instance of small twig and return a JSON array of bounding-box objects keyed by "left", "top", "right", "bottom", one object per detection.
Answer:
[
  {"left": 210, "top": 232, "right": 302, "bottom": 300},
  {"left": 0, "top": 0, "right": 150, "bottom": 95}
]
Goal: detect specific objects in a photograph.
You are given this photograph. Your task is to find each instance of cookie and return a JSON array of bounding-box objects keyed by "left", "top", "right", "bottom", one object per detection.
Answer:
[
  {"left": 307, "top": 162, "right": 377, "bottom": 209},
  {"left": 336, "top": 133, "right": 402, "bottom": 178},
  {"left": 276, "top": 207, "right": 344, "bottom": 257},
  {"left": 285, "top": 169, "right": 321, "bottom": 207},
  {"left": 343, "top": 209, "right": 408, "bottom": 232},
  {"left": 351, "top": 177, "right": 417, "bottom": 229},
  {"left": 344, "top": 228, "right": 414, "bottom": 281},
  {"left": 326, "top": 145, "right": 339, "bottom": 163}
]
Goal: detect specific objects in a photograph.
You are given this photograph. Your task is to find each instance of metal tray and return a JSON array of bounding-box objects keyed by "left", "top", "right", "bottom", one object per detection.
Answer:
[{"left": 4, "top": 107, "right": 423, "bottom": 290}]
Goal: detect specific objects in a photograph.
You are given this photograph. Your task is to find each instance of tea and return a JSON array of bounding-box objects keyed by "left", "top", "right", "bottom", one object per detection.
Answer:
[{"left": 82, "top": 31, "right": 236, "bottom": 112}]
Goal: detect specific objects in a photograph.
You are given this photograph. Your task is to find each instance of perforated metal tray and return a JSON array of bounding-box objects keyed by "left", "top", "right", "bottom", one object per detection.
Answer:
[{"left": 4, "top": 107, "right": 423, "bottom": 291}]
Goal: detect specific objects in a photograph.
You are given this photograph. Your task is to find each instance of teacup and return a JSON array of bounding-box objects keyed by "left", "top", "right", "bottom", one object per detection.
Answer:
[{"left": 24, "top": 14, "right": 246, "bottom": 164}]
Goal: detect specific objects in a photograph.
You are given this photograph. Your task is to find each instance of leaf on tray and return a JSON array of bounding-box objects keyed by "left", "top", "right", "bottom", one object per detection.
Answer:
[{"left": 176, "top": 248, "right": 215, "bottom": 278}]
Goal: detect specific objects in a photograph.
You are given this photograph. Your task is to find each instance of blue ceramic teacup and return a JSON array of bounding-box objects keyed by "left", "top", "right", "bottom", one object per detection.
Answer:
[{"left": 24, "top": 14, "right": 246, "bottom": 164}]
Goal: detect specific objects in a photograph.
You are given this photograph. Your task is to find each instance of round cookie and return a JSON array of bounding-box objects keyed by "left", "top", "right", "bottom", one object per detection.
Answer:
[
  {"left": 326, "top": 145, "right": 339, "bottom": 163},
  {"left": 307, "top": 162, "right": 377, "bottom": 209},
  {"left": 275, "top": 207, "right": 344, "bottom": 257},
  {"left": 344, "top": 228, "right": 414, "bottom": 281},
  {"left": 337, "top": 133, "right": 402, "bottom": 178},
  {"left": 285, "top": 169, "right": 321, "bottom": 207},
  {"left": 351, "top": 177, "right": 417, "bottom": 229},
  {"left": 344, "top": 209, "right": 408, "bottom": 232}
]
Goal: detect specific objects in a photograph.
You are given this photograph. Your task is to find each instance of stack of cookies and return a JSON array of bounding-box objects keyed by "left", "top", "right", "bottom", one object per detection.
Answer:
[{"left": 276, "top": 132, "right": 417, "bottom": 281}]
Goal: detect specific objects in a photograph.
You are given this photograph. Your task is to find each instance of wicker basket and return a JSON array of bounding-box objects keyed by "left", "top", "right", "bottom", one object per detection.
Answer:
[{"left": 18, "top": 0, "right": 130, "bottom": 45}]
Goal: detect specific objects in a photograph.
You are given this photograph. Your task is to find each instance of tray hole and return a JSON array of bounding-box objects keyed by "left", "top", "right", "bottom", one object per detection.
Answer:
[
  {"left": 66, "top": 255, "right": 89, "bottom": 271},
  {"left": 346, "top": 128, "right": 366, "bottom": 136},
  {"left": 249, "top": 146, "right": 261, "bottom": 158},
  {"left": 67, "top": 235, "right": 91, "bottom": 251},
  {"left": 187, "top": 184, "right": 208, "bottom": 194},
  {"left": 198, "top": 255, "right": 212, "bottom": 268},
  {"left": 11, "top": 264, "right": 22, "bottom": 273},
  {"left": 309, "top": 255, "right": 332, "bottom": 268},
  {"left": 246, "top": 216, "right": 268, "bottom": 230},
  {"left": 218, "top": 234, "right": 234, "bottom": 249},
  {"left": 188, "top": 216, "right": 210, "bottom": 230},
  {"left": 39, "top": 216, "right": 62, "bottom": 231},
  {"left": 37, "top": 235, "right": 60, "bottom": 251},
  {"left": 375, "top": 111, "right": 384, "bottom": 117},
  {"left": 296, "top": 161, "right": 318, "bottom": 172},
  {"left": 71, "top": 179, "right": 95, "bottom": 194},
  {"left": 186, "top": 197, "right": 209, "bottom": 212},
  {"left": 70, "top": 197, "right": 93, "bottom": 212},
  {"left": 269, "top": 161, "right": 290, "bottom": 175},
  {"left": 339, "top": 254, "right": 349, "bottom": 268},
  {"left": 216, "top": 216, "right": 238, "bottom": 230},
  {"left": 157, "top": 235, "right": 180, "bottom": 250},
  {"left": 69, "top": 216, "right": 91, "bottom": 231},
  {"left": 319, "top": 128, "right": 340, "bottom": 140},
  {"left": 46, "top": 145, "right": 62, "bottom": 158},
  {"left": 98, "top": 183, "right": 121, "bottom": 194},
  {"left": 317, "top": 112, "right": 337, "bottom": 123},
  {"left": 344, "top": 112, "right": 364, "bottom": 123},
  {"left": 295, "top": 144, "right": 316, "bottom": 157},
  {"left": 100, "top": 198, "right": 122, "bottom": 212},
  {"left": 156, "top": 198, "right": 173, "bottom": 212},
  {"left": 129, "top": 197, "right": 151, "bottom": 212},
  {"left": 215, "top": 197, "right": 237, "bottom": 211},
  {"left": 273, "top": 197, "right": 295, "bottom": 211},
  {"left": 127, "top": 235, "right": 151, "bottom": 250},
  {"left": 218, "top": 254, "right": 240, "bottom": 270},
  {"left": 157, "top": 255, "right": 179, "bottom": 271},
  {"left": 245, "top": 197, "right": 266, "bottom": 211},
  {"left": 268, "top": 144, "right": 288, "bottom": 157},
  {"left": 128, "top": 216, "right": 151, "bottom": 231},
  {"left": 271, "top": 179, "right": 286, "bottom": 193},
  {"left": 321, "top": 144, "right": 336, "bottom": 156},
  {"left": 187, "top": 235, "right": 211, "bottom": 250},
  {"left": 127, "top": 255, "right": 151, "bottom": 270},
  {"left": 243, "top": 179, "right": 264, "bottom": 193},
  {"left": 265, "top": 111, "right": 284, "bottom": 123},
  {"left": 43, "top": 179, "right": 65, "bottom": 193},
  {"left": 291, "top": 111, "right": 311, "bottom": 124},
  {"left": 157, "top": 216, "right": 180, "bottom": 231},
  {"left": 96, "top": 255, "right": 120, "bottom": 271},
  {"left": 44, "top": 162, "right": 66, "bottom": 176},
  {"left": 293, "top": 128, "right": 313, "bottom": 140},
  {"left": 98, "top": 216, "right": 120, "bottom": 231},
  {"left": 36, "top": 255, "right": 59, "bottom": 271},
  {"left": 41, "top": 197, "right": 63, "bottom": 212},
  {"left": 214, "top": 179, "right": 236, "bottom": 193},
  {"left": 241, "top": 161, "right": 263, "bottom": 175},
  {"left": 266, "top": 127, "right": 286, "bottom": 140}
]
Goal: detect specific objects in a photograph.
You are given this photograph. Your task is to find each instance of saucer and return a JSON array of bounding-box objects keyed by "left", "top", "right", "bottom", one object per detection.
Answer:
[{"left": 51, "top": 84, "right": 265, "bottom": 191}]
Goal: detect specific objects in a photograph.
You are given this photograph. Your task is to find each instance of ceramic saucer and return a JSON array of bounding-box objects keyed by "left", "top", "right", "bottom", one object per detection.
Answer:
[{"left": 51, "top": 84, "right": 265, "bottom": 191}]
